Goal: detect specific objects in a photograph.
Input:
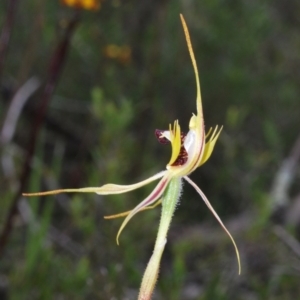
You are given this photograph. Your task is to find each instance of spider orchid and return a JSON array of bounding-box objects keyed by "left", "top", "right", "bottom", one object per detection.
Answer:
[{"left": 23, "top": 15, "right": 240, "bottom": 299}]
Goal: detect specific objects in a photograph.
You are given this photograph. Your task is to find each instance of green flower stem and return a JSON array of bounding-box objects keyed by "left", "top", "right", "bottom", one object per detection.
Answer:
[{"left": 138, "top": 177, "right": 182, "bottom": 300}]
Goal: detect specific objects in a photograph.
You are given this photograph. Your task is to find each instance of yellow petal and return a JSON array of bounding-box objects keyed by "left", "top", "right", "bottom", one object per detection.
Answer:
[
  {"left": 205, "top": 127, "right": 213, "bottom": 138},
  {"left": 22, "top": 170, "right": 167, "bottom": 197},
  {"left": 184, "top": 175, "right": 241, "bottom": 274},
  {"left": 168, "top": 120, "right": 182, "bottom": 166},
  {"left": 198, "top": 126, "right": 223, "bottom": 166}
]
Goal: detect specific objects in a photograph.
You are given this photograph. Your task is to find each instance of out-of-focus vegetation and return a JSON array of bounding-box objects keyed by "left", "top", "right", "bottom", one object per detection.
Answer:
[{"left": 1, "top": 0, "right": 300, "bottom": 299}]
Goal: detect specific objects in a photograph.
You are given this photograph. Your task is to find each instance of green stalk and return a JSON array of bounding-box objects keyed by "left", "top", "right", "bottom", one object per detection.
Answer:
[{"left": 138, "top": 177, "right": 182, "bottom": 300}]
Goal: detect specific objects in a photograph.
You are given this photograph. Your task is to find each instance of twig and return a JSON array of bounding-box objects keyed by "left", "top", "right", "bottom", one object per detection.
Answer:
[
  {"left": 286, "top": 194, "right": 300, "bottom": 228},
  {"left": 0, "top": 77, "right": 40, "bottom": 145},
  {"left": 0, "top": 0, "right": 19, "bottom": 82},
  {"left": 0, "top": 12, "right": 81, "bottom": 256},
  {"left": 273, "top": 225, "right": 300, "bottom": 259},
  {"left": 270, "top": 133, "right": 300, "bottom": 209}
]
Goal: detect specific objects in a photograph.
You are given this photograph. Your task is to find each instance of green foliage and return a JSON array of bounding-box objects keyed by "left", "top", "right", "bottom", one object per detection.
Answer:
[{"left": 92, "top": 86, "right": 134, "bottom": 136}]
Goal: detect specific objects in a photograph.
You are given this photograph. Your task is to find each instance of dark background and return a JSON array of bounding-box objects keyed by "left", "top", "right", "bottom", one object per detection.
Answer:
[{"left": 0, "top": 0, "right": 300, "bottom": 299}]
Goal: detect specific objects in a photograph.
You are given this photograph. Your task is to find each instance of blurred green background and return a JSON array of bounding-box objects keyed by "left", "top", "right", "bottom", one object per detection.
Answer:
[{"left": 1, "top": 0, "right": 300, "bottom": 299}]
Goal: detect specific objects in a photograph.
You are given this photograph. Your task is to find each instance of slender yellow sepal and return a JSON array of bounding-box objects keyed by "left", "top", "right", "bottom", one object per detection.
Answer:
[
  {"left": 180, "top": 14, "right": 203, "bottom": 120},
  {"left": 104, "top": 199, "right": 162, "bottom": 219},
  {"left": 23, "top": 171, "right": 167, "bottom": 197},
  {"left": 184, "top": 175, "right": 241, "bottom": 274},
  {"left": 198, "top": 125, "right": 223, "bottom": 167},
  {"left": 22, "top": 188, "right": 89, "bottom": 197}
]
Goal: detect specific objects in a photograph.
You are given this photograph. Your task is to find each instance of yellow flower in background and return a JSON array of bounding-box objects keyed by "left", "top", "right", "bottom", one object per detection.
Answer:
[
  {"left": 23, "top": 15, "right": 241, "bottom": 296},
  {"left": 104, "top": 44, "right": 132, "bottom": 65},
  {"left": 61, "top": 0, "right": 101, "bottom": 10}
]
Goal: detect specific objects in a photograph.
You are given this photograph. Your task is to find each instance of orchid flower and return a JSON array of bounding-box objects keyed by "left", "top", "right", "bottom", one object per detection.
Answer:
[{"left": 23, "top": 14, "right": 240, "bottom": 299}]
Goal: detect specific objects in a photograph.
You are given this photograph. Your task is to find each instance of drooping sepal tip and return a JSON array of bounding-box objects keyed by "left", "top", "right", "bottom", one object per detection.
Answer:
[{"left": 114, "top": 175, "right": 171, "bottom": 246}]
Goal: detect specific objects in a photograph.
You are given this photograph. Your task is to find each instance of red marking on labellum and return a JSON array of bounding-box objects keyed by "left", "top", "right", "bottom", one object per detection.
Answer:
[
  {"left": 155, "top": 129, "right": 187, "bottom": 145},
  {"left": 171, "top": 147, "right": 188, "bottom": 166},
  {"left": 155, "top": 129, "right": 169, "bottom": 144}
]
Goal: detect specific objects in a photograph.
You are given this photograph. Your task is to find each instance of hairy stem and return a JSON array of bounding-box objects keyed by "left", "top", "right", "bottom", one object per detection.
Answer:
[{"left": 138, "top": 177, "right": 182, "bottom": 300}]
